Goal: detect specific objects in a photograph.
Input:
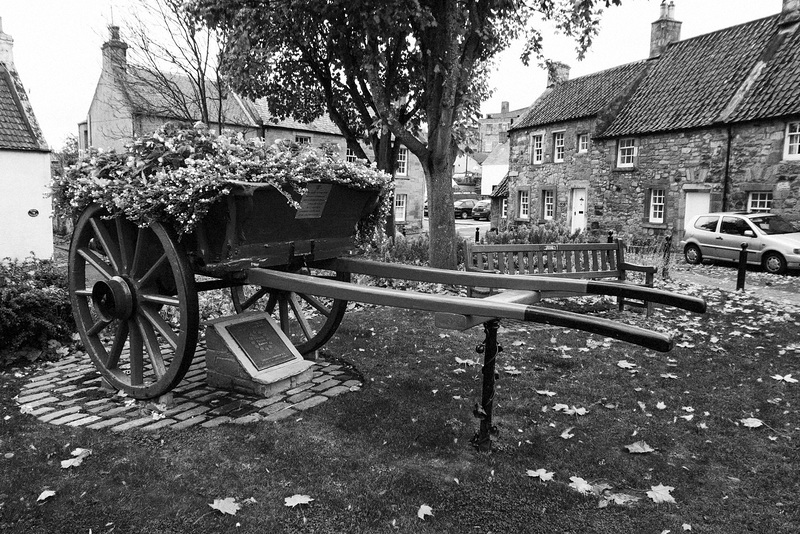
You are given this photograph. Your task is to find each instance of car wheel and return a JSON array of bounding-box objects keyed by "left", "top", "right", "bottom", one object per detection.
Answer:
[
  {"left": 461, "top": 212, "right": 468, "bottom": 219},
  {"left": 684, "top": 244, "right": 702, "bottom": 265},
  {"left": 763, "top": 252, "right": 787, "bottom": 275}
]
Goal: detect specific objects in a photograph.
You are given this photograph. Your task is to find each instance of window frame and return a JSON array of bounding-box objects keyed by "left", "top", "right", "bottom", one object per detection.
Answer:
[
  {"left": 577, "top": 133, "right": 589, "bottom": 154},
  {"left": 396, "top": 147, "right": 408, "bottom": 176},
  {"left": 541, "top": 188, "right": 555, "bottom": 221},
  {"left": 784, "top": 122, "right": 800, "bottom": 160},
  {"left": 295, "top": 134, "right": 312, "bottom": 145},
  {"left": 531, "top": 134, "right": 544, "bottom": 165},
  {"left": 553, "top": 131, "right": 565, "bottom": 163},
  {"left": 617, "top": 138, "right": 637, "bottom": 168},
  {"left": 517, "top": 189, "right": 530, "bottom": 219},
  {"left": 501, "top": 198, "right": 508, "bottom": 219},
  {"left": 345, "top": 148, "right": 358, "bottom": 163},
  {"left": 394, "top": 194, "right": 407, "bottom": 222},
  {"left": 748, "top": 191, "right": 773, "bottom": 213}
]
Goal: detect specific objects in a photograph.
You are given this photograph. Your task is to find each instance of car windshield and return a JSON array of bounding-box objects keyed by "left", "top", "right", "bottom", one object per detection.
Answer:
[{"left": 749, "top": 215, "right": 797, "bottom": 235}]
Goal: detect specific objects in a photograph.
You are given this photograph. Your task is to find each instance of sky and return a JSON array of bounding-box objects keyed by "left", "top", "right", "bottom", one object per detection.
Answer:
[{"left": 0, "top": 0, "right": 784, "bottom": 150}]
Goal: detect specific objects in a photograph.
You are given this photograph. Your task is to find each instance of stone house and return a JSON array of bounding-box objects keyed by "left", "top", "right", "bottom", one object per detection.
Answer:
[
  {"left": 0, "top": 18, "right": 52, "bottom": 260},
  {"left": 505, "top": 0, "right": 800, "bottom": 242},
  {"left": 78, "top": 26, "right": 425, "bottom": 233}
]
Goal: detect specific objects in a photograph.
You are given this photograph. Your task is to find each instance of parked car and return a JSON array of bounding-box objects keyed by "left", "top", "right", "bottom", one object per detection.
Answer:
[
  {"left": 680, "top": 212, "right": 800, "bottom": 274},
  {"left": 471, "top": 199, "right": 491, "bottom": 221},
  {"left": 423, "top": 200, "right": 428, "bottom": 217},
  {"left": 454, "top": 199, "right": 476, "bottom": 219}
]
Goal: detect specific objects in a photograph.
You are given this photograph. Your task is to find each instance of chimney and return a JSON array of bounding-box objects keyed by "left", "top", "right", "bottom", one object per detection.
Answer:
[
  {"left": 781, "top": 0, "right": 800, "bottom": 25},
  {"left": 501, "top": 101, "right": 509, "bottom": 114},
  {"left": 650, "top": 1, "right": 682, "bottom": 58},
  {"left": 0, "top": 18, "right": 14, "bottom": 66},
  {"left": 102, "top": 25, "right": 128, "bottom": 74},
  {"left": 546, "top": 62, "right": 570, "bottom": 88}
]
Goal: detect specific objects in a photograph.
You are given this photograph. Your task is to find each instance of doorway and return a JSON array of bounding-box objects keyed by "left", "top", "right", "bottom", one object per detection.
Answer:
[
  {"left": 570, "top": 188, "right": 587, "bottom": 233},
  {"left": 684, "top": 191, "right": 711, "bottom": 236}
]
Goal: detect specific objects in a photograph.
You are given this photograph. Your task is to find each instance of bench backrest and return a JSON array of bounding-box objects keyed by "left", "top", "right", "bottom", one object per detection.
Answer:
[{"left": 464, "top": 241, "right": 625, "bottom": 279}]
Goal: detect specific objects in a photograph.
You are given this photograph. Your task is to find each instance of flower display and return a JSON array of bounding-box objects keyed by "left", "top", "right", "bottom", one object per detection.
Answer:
[{"left": 51, "top": 123, "right": 393, "bottom": 239}]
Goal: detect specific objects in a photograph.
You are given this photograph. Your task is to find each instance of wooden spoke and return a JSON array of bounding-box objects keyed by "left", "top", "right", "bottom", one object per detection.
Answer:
[
  {"left": 136, "top": 316, "right": 167, "bottom": 380},
  {"left": 298, "top": 293, "right": 333, "bottom": 317},
  {"left": 241, "top": 287, "right": 270, "bottom": 310},
  {"left": 86, "top": 318, "right": 111, "bottom": 337},
  {"left": 115, "top": 218, "right": 135, "bottom": 274},
  {"left": 287, "top": 293, "right": 314, "bottom": 340},
  {"left": 278, "top": 296, "right": 290, "bottom": 332},
  {"left": 128, "top": 319, "right": 144, "bottom": 386},
  {"left": 130, "top": 227, "right": 147, "bottom": 278},
  {"left": 105, "top": 321, "right": 129, "bottom": 370},
  {"left": 137, "top": 253, "right": 168, "bottom": 287},
  {"left": 140, "top": 293, "right": 181, "bottom": 307},
  {"left": 265, "top": 292, "right": 278, "bottom": 314},
  {"left": 138, "top": 305, "right": 178, "bottom": 350},
  {"left": 77, "top": 247, "right": 114, "bottom": 280},
  {"left": 89, "top": 218, "right": 123, "bottom": 274}
]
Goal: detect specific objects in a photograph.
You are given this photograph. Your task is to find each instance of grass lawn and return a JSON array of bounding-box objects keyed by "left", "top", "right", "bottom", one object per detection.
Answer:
[{"left": 1, "top": 273, "right": 799, "bottom": 533}]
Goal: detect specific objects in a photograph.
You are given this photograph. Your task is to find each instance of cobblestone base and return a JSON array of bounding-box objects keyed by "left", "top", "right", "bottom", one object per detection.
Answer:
[{"left": 14, "top": 343, "right": 362, "bottom": 432}]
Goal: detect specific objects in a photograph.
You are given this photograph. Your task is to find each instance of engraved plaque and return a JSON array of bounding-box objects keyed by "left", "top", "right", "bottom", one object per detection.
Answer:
[
  {"left": 226, "top": 319, "right": 296, "bottom": 371},
  {"left": 295, "top": 183, "right": 332, "bottom": 219}
]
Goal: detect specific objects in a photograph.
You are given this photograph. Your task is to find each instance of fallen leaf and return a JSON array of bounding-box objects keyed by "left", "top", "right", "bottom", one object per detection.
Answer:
[
  {"left": 569, "top": 476, "right": 593, "bottom": 494},
  {"left": 37, "top": 490, "right": 56, "bottom": 503},
  {"left": 679, "top": 414, "right": 694, "bottom": 421},
  {"left": 553, "top": 403, "right": 569, "bottom": 412},
  {"left": 647, "top": 483, "right": 676, "bottom": 504},
  {"left": 682, "top": 524, "right": 692, "bottom": 531},
  {"left": 512, "top": 340, "right": 525, "bottom": 347},
  {"left": 61, "top": 448, "right": 92, "bottom": 469},
  {"left": 417, "top": 504, "right": 433, "bottom": 520},
  {"left": 560, "top": 427, "right": 575, "bottom": 440},
  {"left": 740, "top": 417, "right": 763, "bottom": 428},
  {"left": 210, "top": 497, "right": 241, "bottom": 515},
  {"left": 527, "top": 469, "right": 554, "bottom": 481},
  {"left": 771, "top": 374, "right": 798, "bottom": 383},
  {"left": 617, "top": 360, "right": 636, "bottom": 369},
  {"left": 535, "top": 390, "right": 556, "bottom": 397},
  {"left": 660, "top": 373, "right": 678, "bottom": 379},
  {"left": 284, "top": 494, "right": 314, "bottom": 508},
  {"left": 656, "top": 402, "right": 667, "bottom": 410},
  {"left": 625, "top": 441, "right": 655, "bottom": 454}
]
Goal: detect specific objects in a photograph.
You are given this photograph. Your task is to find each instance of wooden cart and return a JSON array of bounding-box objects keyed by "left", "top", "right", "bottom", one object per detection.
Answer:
[{"left": 68, "top": 181, "right": 705, "bottom": 447}]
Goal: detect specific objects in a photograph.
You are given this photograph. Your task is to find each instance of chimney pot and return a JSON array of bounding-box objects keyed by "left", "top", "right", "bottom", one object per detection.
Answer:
[
  {"left": 0, "top": 17, "right": 14, "bottom": 66},
  {"left": 781, "top": 0, "right": 800, "bottom": 24},
  {"left": 650, "top": 2, "right": 681, "bottom": 58},
  {"left": 546, "top": 62, "right": 570, "bottom": 88},
  {"left": 659, "top": 1, "right": 667, "bottom": 18},
  {"left": 501, "top": 101, "right": 509, "bottom": 114}
]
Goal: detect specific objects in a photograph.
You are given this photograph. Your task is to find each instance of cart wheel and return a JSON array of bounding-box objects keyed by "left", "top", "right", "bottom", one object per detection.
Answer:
[
  {"left": 231, "top": 269, "right": 349, "bottom": 355},
  {"left": 69, "top": 204, "right": 199, "bottom": 399}
]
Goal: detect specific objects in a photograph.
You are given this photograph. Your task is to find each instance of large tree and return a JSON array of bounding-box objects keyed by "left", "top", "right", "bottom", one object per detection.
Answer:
[{"left": 191, "top": 0, "right": 619, "bottom": 269}]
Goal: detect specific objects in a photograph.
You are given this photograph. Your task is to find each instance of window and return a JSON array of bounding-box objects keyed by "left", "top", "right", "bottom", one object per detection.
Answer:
[
  {"left": 345, "top": 148, "right": 358, "bottom": 163},
  {"left": 501, "top": 198, "right": 508, "bottom": 219},
  {"left": 648, "top": 188, "right": 665, "bottom": 223},
  {"left": 396, "top": 147, "right": 408, "bottom": 176},
  {"left": 720, "top": 216, "right": 752, "bottom": 236},
  {"left": 785, "top": 122, "right": 800, "bottom": 160},
  {"left": 518, "top": 190, "right": 530, "bottom": 219},
  {"left": 541, "top": 189, "right": 555, "bottom": 220},
  {"left": 577, "top": 133, "right": 589, "bottom": 153},
  {"left": 531, "top": 134, "right": 543, "bottom": 164},
  {"left": 394, "top": 194, "right": 407, "bottom": 222},
  {"left": 694, "top": 215, "right": 719, "bottom": 232},
  {"left": 295, "top": 134, "right": 312, "bottom": 145},
  {"left": 748, "top": 192, "right": 773, "bottom": 213},
  {"left": 553, "top": 132, "right": 565, "bottom": 163},
  {"left": 617, "top": 138, "right": 636, "bottom": 168}
]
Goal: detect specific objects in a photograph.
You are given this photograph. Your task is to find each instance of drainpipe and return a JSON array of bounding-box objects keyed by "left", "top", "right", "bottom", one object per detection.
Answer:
[{"left": 721, "top": 125, "right": 732, "bottom": 211}]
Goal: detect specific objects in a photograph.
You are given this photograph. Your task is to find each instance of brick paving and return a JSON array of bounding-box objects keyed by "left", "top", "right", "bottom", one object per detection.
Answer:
[{"left": 15, "top": 342, "right": 362, "bottom": 432}]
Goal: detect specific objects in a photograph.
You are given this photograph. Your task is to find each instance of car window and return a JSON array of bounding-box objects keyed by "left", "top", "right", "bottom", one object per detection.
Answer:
[
  {"left": 720, "top": 216, "right": 752, "bottom": 236},
  {"left": 694, "top": 216, "right": 719, "bottom": 232},
  {"left": 749, "top": 215, "right": 797, "bottom": 235}
]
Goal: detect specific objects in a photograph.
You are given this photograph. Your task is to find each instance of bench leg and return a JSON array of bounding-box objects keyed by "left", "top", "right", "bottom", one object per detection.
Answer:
[{"left": 471, "top": 319, "right": 500, "bottom": 452}]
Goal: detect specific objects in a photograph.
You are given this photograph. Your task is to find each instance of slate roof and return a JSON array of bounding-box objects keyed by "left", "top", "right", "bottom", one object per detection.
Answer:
[
  {"left": 490, "top": 173, "right": 510, "bottom": 198},
  {"left": 482, "top": 142, "right": 509, "bottom": 167},
  {"left": 603, "top": 15, "right": 783, "bottom": 136},
  {"left": 0, "top": 64, "right": 48, "bottom": 151},
  {"left": 511, "top": 61, "right": 649, "bottom": 131},
  {"left": 251, "top": 98, "right": 342, "bottom": 135}
]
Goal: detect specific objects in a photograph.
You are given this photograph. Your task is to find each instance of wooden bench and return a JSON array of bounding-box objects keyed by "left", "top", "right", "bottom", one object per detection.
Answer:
[{"left": 461, "top": 239, "right": 656, "bottom": 316}]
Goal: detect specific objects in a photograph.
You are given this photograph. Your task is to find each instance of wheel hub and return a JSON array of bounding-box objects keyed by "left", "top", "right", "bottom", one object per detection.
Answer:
[{"left": 92, "top": 276, "right": 135, "bottom": 321}]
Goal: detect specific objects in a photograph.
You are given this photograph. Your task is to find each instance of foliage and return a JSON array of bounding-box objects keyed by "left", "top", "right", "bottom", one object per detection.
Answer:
[
  {"left": 191, "top": 0, "right": 618, "bottom": 269},
  {"left": 50, "top": 123, "right": 392, "bottom": 240},
  {"left": 485, "top": 220, "right": 587, "bottom": 245},
  {"left": 0, "top": 257, "right": 74, "bottom": 367}
]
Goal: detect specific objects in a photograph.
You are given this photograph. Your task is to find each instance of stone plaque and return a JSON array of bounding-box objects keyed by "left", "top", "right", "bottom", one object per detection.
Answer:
[
  {"left": 225, "top": 319, "right": 295, "bottom": 371},
  {"left": 295, "top": 183, "right": 332, "bottom": 219}
]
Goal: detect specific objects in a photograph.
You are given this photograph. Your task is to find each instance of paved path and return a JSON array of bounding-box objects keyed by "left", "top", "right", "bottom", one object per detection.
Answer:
[
  {"left": 668, "top": 268, "right": 800, "bottom": 308},
  {"left": 15, "top": 343, "right": 362, "bottom": 432}
]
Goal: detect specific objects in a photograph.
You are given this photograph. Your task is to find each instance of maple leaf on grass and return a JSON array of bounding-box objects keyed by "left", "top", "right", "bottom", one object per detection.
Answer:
[
  {"left": 647, "top": 483, "right": 676, "bottom": 504},
  {"left": 740, "top": 417, "right": 764, "bottom": 428},
  {"left": 617, "top": 360, "right": 636, "bottom": 369},
  {"left": 417, "top": 504, "right": 434, "bottom": 520},
  {"left": 771, "top": 374, "right": 798, "bottom": 383},
  {"left": 37, "top": 490, "right": 56, "bottom": 503},
  {"left": 569, "top": 476, "right": 593, "bottom": 494},
  {"left": 526, "top": 468, "right": 554, "bottom": 481},
  {"left": 209, "top": 497, "right": 241, "bottom": 515},
  {"left": 624, "top": 441, "right": 655, "bottom": 454},
  {"left": 284, "top": 494, "right": 314, "bottom": 508},
  {"left": 560, "top": 427, "right": 575, "bottom": 440},
  {"left": 61, "top": 448, "right": 92, "bottom": 469}
]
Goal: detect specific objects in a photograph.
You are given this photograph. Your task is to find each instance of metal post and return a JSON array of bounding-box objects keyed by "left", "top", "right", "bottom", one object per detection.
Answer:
[
  {"left": 662, "top": 235, "right": 672, "bottom": 280},
  {"left": 607, "top": 230, "right": 614, "bottom": 243},
  {"left": 472, "top": 319, "right": 500, "bottom": 452},
  {"left": 737, "top": 242, "right": 747, "bottom": 290},
  {"left": 475, "top": 227, "right": 480, "bottom": 243}
]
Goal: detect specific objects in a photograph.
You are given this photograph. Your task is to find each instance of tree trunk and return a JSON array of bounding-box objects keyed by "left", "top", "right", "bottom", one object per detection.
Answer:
[{"left": 423, "top": 152, "right": 457, "bottom": 270}]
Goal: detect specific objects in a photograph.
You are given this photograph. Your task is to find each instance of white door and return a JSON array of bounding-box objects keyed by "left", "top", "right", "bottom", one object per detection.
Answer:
[
  {"left": 570, "top": 188, "right": 587, "bottom": 233},
  {"left": 684, "top": 191, "right": 711, "bottom": 236}
]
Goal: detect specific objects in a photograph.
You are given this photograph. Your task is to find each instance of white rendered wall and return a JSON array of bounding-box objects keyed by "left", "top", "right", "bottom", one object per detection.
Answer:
[{"left": 0, "top": 150, "right": 53, "bottom": 260}]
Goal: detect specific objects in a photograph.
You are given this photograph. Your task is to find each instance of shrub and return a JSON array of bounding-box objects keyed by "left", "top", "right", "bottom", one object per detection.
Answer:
[
  {"left": 485, "top": 220, "right": 587, "bottom": 245},
  {"left": 0, "top": 257, "right": 74, "bottom": 368}
]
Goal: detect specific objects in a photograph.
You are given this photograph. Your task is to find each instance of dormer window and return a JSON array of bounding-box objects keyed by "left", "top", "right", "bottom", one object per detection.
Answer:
[{"left": 785, "top": 122, "right": 800, "bottom": 160}]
